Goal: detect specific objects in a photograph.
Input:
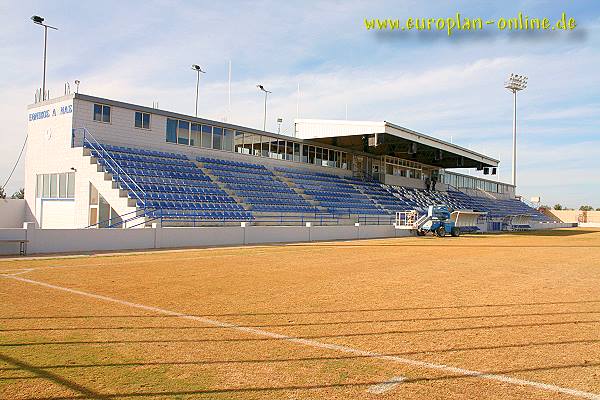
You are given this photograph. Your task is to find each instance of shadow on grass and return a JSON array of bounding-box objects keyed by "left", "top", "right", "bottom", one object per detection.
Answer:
[
  {"left": 2, "top": 299, "right": 600, "bottom": 319},
  {"left": 1, "top": 338, "right": 599, "bottom": 372},
  {"left": 7, "top": 360, "right": 600, "bottom": 399},
  {"left": 2, "top": 310, "right": 600, "bottom": 332},
  {"left": 3, "top": 319, "right": 599, "bottom": 346}
]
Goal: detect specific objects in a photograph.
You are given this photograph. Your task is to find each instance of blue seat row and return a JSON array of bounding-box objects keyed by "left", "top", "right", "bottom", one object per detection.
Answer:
[
  {"left": 147, "top": 209, "right": 254, "bottom": 221},
  {"left": 140, "top": 192, "right": 235, "bottom": 203},
  {"left": 198, "top": 156, "right": 266, "bottom": 170},
  {"left": 85, "top": 141, "right": 188, "bottom": 160}
]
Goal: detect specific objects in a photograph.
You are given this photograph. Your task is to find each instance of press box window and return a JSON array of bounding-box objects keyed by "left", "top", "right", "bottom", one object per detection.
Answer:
[
  {"left": 93, "top": 104, "right": 111, "bottom": 123},
  {"left": 135, "top": 112, "right": 151, "bottom": 129}
]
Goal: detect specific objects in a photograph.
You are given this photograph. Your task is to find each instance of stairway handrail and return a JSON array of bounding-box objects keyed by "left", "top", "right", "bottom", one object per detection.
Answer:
[{"left": 73, "top": 127, "right": 147, "bottom": 208}]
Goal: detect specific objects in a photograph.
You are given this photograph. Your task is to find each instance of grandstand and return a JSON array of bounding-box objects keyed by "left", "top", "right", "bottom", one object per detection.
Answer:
[{"left": 20, "top": 93, "right": 557, "bottom": 237}]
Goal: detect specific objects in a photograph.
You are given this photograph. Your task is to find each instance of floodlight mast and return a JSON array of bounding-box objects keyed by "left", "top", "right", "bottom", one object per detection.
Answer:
[
  {"left": 504, "top": 73, "right": 528, "bottom": 188},
  {"left": 31, "top": 15, "right": 58, "bottom": 101},
  {"left": 257, "top": 85, "right": 271, "bottom": 132},
  {"left": 191, "top": 64, "right": 206, "bottom": 117}
]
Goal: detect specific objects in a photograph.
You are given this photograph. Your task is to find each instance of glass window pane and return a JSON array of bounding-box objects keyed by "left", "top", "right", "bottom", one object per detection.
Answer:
[
  {"left": 315, "top": 147, "right": 322, "bottom": 166},
  {"left": 252, "top": 134, "right": 261, "bottom": 156},
  {"left": 201, "top": 125, "right": 212, "bottom": 148},
  {"left": 166, "top": 118, "right": 177, "bottom": 143},
  {"left": 93, "top": 104, "right": 102, "bottom": 121},
  {"left": 293, "top": 143, "right": 301, "bottom": 162},
  {"left": 59, "top": 173, "right": 67, "bottom": 198},
  {"left": 67, "top": 172, "right": 75, "bottom": 198},
  {"left": 286, "top": 141, "right": 293, "bottom": 161},
  {"left": 110, "top": 208, "right": 123, "bottom": 229},
  {"left": 234, "top": 131, "right": 245, "bottom": 154},
  {"left": 135, "top": 112, "right": 142, "bottom": 128},
  {"left": 270, "top": 139, "right": 278, "bottom": 159},
  {"left": 43, "top": 174, "right": 50, "bottom": 197},
  {"left": 261, "top": 136, "right": 269, "bottom": 157},
  {"left": 223, "top": 129, "right": 234, "bottom": 152},
  {"left": 36, "top": 175, "right": 43, "bottom": 198},
  {"left": 98, "top": 195, "right": 110, "bottom": 228},
  {"left": 212, "top": 127, "right": 223, "bottom": 150},
  {"left": 278, "top": 140, "right": 286, "bottom": 160},
  {"left": 177, "top": 120, "right": 189, "bottom": 145},
  {"left": 302, "top": 145, "right": 309, "bottom": 163},
  {"left": 142, "top": 113, "right": 150, "bottom": 129},
  {"left": 308, "top": 146, "right": 315, "bottom": 164},
  {"left": 49, "top": 174, "right": 57, "bottom": 198},
  {"left": 102, "top": 106, "right": 110, "bottom": 123},
  {"left": 190, "top": 123, "right": 201, "bottom": 147},
  {"left": 89, "top": 183, "right": 98, "bottom": 205}
]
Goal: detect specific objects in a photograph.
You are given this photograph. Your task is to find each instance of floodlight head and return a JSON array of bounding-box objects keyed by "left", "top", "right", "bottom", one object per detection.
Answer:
[
  {"left": 505, "top": 73, "right": 528, "bottom": 92},
  {"left": 31, "top": 15, "right": 44, "bottom": 24},
  {"left": 257, "top": 84, "right": 271, "bottom": 93},
  {"left": 191, "top": 64, "right": 205, "bottom": 73},
  {"left": 74, "top": 80, "right": 80, "bottom": 85}
]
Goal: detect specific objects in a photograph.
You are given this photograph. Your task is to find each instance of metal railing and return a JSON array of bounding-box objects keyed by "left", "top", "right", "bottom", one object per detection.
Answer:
[{"left": 72, "top": 127, "right": 148, "bottom": 208}]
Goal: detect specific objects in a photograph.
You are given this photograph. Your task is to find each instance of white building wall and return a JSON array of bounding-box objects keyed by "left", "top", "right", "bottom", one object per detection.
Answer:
[{"left": 294, "top": 119, "right": 385, "bottom": 139}]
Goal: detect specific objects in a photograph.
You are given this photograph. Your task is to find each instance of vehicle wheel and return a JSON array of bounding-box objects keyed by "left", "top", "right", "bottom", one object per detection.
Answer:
[
  {"left": 436, "top": 226, "right": 446, "bottom": 237},
  {"left": 451, "top": 227, "right": 460, "bottom": 237},
  {"left": 416, "top": 230, "right": 426, "bottom": 236}
]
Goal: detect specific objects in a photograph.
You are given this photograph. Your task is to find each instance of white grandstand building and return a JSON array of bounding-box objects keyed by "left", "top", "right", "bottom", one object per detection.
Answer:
[{"left": 25, "top": 94, "right": 548, "bottom": 231}]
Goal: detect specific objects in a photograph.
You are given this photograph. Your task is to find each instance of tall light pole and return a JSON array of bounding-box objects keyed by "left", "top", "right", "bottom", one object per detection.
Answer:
[
  {"left": 257, "top": 84, "right": 271, "bottom": 131},
  {"left": 504, "top": 73, "right": 528, "bottom": 187},
  {"left": 31, "top": 15, "right": 58, "bottom": 101},
  {"left": 191, "top": 64, "right": 205, "bottom": 117}
]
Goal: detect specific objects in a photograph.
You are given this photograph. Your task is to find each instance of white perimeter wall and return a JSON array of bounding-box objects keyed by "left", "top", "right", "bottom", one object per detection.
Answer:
[
  {"left": 0, "top": 224, "right": 407, "bottom": 255},
  {"left": 0, "top": 222, "right": 574, "bottom": 256},
  {"left": 0, "top": 199, "right": 25, "bottom": 228}
]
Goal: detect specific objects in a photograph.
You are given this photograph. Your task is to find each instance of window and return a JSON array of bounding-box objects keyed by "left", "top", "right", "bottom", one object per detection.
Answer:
[
  {"left": 166, "top": 119, "right": 177, "bottom": 143},
  {"left": 302, "top": 145, "right": 309, "bottom": 163},
  {"left": 278, "top": 140, "right": 286, "bottom": 160},
  {"left": 308, "top": 146, "right": 315, "bottom": 164},
  {"left": 285, "top": 141, "right": 293, "bottom": 161},
  {"left": 201, "top": 125, "right": 212, "bottom": 148},
  {"left": 59, "top": 173, "right": 67, "bottom": 198},
  {"left": 67, "top": 172, "right": 75, "bottom": 198},
  {"left": 252, "top": 134, "right": 262, "bottom": 156},
  {"left": 36, "top": 175, "right": 43, "bottom": 198},
  {"left": 93, "top": 104, "right": 110, "bottom": 123},
  {"left": 42, "top": 174, "right": 50, "bottom": 197},
  {"left": 177, "top": 120, "right": 189, "bottom": 145},
  {"left": 212, "top": 127, "right": 223, "bottom": 150},
  {"left": 223, "top": 129, "right": 234, "bottom": 152},
  {"left": 293, "top": 143, "right": 301, "bottom": 162},
  {"left": 315, "top": 147, "right": 322, "bottom": 166},
  {"left": 261, "top": 137, "right": 270, "bottom": 157},
  {"left": 36, "top": 172, "right": 76, "bottom": 199},
  {"left": 235, "top": 131, "right": 245, "bottom": 154},
  {"left": 135, "top": 112, "right": 151, "bottom": 129},
  {"left": 190, "top": 123, "right": 201, "bottom": 147},
  {"left": 270, "top": 139, "right": 278, "bottom": 159},
  {"left": 49, "top": 174, "right": 57, "bottom": 198}
]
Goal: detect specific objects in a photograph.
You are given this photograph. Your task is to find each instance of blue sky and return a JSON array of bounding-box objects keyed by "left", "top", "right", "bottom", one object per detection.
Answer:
[{"left": 1, "top": 0, "right": 599, "bottom": 207}]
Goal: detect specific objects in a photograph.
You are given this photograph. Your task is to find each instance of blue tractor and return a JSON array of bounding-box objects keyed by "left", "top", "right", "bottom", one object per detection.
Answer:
[{"left": 415, "top": 205, "right": 460, "bottom": 237}]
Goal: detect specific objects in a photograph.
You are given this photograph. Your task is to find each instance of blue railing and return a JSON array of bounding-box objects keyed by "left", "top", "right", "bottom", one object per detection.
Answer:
[{"left": 72, "top": 127, "right": 148, "bottom": 209}]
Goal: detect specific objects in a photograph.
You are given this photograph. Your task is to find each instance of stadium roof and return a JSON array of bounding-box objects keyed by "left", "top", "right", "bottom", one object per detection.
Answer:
[{"left": 294, "top": 119, "right": 499, "bottom": 169}]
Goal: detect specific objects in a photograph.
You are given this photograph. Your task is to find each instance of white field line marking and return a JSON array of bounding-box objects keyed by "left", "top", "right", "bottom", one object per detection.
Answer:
[
  {"left": 0, "top": 269, "right": 34, "bottom": 277},
  {"left": 367, "top": 376, "right": 406, "bottom": 394},
  {"left": 3, "top": 275, "right": 600, "bottom": 400}
]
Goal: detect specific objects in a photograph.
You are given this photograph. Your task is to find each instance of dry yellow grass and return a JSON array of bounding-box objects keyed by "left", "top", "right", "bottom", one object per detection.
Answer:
[{"left": 1, "top": 228, "right": 600, "bottom": 399}]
